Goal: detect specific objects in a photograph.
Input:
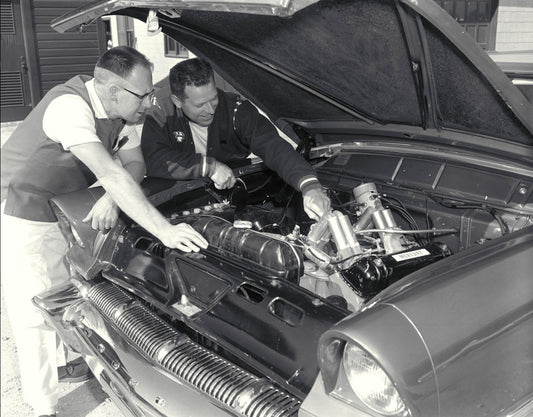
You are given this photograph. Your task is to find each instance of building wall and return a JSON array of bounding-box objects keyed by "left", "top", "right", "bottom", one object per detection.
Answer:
[
  {"left": 33, "top": 0, "right": 104, "bottom": 95},
  {"left": 495, "top": 0, "right": 533, "bottom": 51},
  {"left": 132, "top": 19, "right": 188, "bottom": 84},
  {"left": 1, "top": 0, "right": 104, "bottom": 122}
]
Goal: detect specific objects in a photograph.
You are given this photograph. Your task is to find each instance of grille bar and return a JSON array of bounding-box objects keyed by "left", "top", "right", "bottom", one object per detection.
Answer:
[{"left": 87, "top": 282, "right": 301, "bottom": 417}]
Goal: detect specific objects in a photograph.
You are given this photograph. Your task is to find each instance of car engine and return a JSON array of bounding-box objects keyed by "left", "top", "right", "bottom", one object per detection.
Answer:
[{"left": 167, "top": 181, "right": 456, "bottom": 313}]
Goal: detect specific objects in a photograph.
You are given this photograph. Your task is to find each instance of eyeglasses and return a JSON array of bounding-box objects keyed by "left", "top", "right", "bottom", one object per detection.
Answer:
[{"left": 122, "top": 86, "right": 157, "bottom": 105}]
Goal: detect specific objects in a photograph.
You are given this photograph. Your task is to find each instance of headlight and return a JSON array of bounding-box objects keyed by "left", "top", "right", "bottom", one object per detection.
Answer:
[{"left": 343, "top": 343, "right": 406, "bottom": 416}]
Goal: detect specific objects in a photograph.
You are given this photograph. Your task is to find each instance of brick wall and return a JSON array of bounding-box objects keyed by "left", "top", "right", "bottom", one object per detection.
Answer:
[{"left": 495, "top": 0, "right": 533, "bottom": 51}]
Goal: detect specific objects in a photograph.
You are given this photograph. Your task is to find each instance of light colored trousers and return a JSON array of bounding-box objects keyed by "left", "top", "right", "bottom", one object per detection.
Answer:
[{"left": 1, "top": 201, "right": 69, "bottom": 416}]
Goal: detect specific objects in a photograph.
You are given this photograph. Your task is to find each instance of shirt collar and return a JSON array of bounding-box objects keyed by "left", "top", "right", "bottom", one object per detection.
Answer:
[{"left": 85, "top": 78, "right": 109, "bottom": 119}]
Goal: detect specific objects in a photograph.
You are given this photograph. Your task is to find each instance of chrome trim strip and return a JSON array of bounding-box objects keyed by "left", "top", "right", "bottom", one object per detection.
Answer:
[
  {"left": 87, "top": 281, "right": 301, "bottom": 417},
  {"left": 499, "top": 398, "right": 533, "bottom": 417}
]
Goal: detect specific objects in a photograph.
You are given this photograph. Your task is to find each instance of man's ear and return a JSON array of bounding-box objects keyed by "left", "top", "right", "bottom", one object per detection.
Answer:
[{"left": 109, "top": 84, "right": 120, "bottom": 102}]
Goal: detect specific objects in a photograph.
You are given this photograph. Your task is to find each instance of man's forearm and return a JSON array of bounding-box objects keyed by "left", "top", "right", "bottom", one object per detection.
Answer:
[
  {"left": 69, "top": 142, "right": 175, "bottom": 243},
  {"left": 99, "top": 168, "right": 170, "bottom": 236},
  {"left": 98, "top": 167, "right": 208, "bottom": 252},
  {"left": 100, "top": 161, "right": 146, "bottom": 206}
]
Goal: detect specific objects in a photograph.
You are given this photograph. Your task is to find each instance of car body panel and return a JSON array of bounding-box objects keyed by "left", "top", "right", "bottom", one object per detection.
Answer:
[
  {"left": 314, "top": 225, "right": 533, "bottom": 417},
  {"left": 37, "top": 143, "right": 533, "bottom": 417},
  {"left": 50, "top": 0, "right": 322, "bottom": 32},
  {"left": 34, "top": 281, "right": 287, "bottom": 417},
  {"left": 52, "top": 0, "right": 533, "bottom": 147}
]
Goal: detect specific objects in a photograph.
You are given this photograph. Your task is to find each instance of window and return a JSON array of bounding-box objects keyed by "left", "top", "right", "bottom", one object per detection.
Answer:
[
  {"left": 102, "top": 17, "right": 113, "bottom": 49},
  {"left": 164, "top": 35, "right": 188, "bottom": 58},
  {"left": 115, "top": 16, "right": 136, "bottom": 48},
  {"left": 125, "top": 17, "right": 135, "bottom": 48}
]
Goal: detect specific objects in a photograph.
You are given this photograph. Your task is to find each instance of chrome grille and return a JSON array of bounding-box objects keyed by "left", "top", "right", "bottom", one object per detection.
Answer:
[{"left": 87, "top": 282, "right": 301, "bottom": 417}]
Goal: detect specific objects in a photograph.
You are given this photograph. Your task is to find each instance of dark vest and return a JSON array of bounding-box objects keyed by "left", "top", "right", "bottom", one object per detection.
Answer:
[{"left": 1, "top": 75, "right": 125, "bottom": 222}]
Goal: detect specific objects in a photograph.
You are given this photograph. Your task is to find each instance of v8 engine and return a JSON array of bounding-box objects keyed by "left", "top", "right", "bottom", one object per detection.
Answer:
[{"left": 176, "top": 182, "right": 453, "bottom": 312}]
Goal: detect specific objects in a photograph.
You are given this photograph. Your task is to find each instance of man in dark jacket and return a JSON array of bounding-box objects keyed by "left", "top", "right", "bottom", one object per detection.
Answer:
[
  {"left": 141, "top": 58, "right": 330, "bottom": 221},
  {"left": 1, "top": 46, "right": 207, "bottom": 417}
]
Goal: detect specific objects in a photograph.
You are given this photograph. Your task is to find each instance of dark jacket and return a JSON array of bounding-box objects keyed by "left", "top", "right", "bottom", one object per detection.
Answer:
[
  {"left": 1, "top": 75, "right": 125, "bottom": 222},
  {"left": 141, "top": 89, "right": 318, "bottom": 192}
]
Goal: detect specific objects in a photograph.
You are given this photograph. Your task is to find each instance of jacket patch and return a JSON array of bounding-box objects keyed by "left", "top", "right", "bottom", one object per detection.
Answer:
[{"left": 173, "top": 131, "right": 185, "bottom": 143}]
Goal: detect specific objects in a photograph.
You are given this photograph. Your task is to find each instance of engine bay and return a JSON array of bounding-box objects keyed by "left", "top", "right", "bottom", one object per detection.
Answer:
[
  {"left": 151, "top": 154, "right": 532, "bottom": 314},
  {"left": 51, "top": 150, "right": 533, "bottom": 399}
]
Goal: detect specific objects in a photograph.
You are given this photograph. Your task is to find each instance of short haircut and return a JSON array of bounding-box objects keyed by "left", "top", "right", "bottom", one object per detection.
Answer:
[
  {"left": 169, "top": 58, "right": 215, "bottom": 100},
  {"left": 95, "top": 46, "right": 153, "bottom": 79}
]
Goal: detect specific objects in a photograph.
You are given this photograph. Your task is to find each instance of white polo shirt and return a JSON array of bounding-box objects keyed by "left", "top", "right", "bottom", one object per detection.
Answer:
[{"left": 42, "top": 79, "right": 140, "bottom": 151}]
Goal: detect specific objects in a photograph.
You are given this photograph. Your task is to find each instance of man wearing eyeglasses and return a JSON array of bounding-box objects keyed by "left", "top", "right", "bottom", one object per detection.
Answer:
[{"left": 0, "top": 46, "right": 207, "bottom": 417}]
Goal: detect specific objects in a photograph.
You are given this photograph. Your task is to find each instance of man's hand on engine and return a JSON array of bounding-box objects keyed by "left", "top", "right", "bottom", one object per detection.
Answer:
[
  {"left": 303, "top": 188, "right": 331, "bottom": 221},
  {"left": 209, "top": 160, "right": 236, "bottom": 189},
  {"left": 159, "top": 223, "right": 209, "bottom": 253},
  {"left": 83, "top": 193, "right": 120, "bottom": 231}
]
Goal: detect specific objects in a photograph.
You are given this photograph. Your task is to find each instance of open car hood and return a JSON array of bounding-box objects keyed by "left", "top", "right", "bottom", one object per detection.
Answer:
[{"left": 52, "top": 0, "right": 533, "bottom": 160}]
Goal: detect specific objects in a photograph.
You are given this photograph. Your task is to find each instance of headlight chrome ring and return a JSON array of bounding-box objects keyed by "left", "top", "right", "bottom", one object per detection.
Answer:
[{"left": 343, "top": 343, "right": 406, "bottom": 416}]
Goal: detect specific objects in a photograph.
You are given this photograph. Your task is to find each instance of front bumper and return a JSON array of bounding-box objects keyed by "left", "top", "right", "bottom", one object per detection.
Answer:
[{"left": 33, "top": 278, "right": 301, "bottom": 417}]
